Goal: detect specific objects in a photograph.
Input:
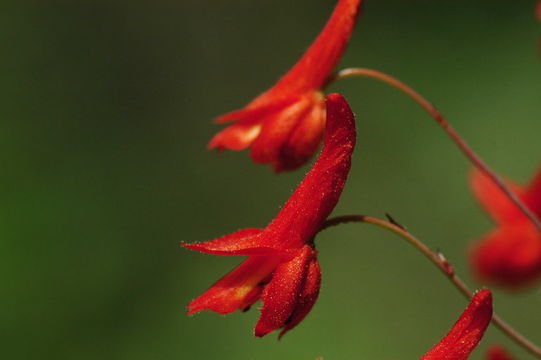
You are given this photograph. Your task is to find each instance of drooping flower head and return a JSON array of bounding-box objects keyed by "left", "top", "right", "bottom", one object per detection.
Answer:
[
  {"left": 184, "top": 93, "right": 356, "bottom": 337},
  {"left": 209, "top": 0, "right": 363, "bottom": 172},
  {"left": 486, "top": 345, "right": 515, "bottom": 360},
  {"left": 419, "top": 289, "right": 493, "bottom": 360},
  {"left": 469, "top": 167, "right": 541, "bottom": 288}
]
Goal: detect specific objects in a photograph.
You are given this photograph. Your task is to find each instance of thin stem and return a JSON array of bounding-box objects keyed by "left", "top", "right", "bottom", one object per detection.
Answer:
[
  {"left": 320, "top": 215, "right": 541, "bottom": 359},
  {"left": 331, "top": 68, "right": 541, "bottom": 233}
]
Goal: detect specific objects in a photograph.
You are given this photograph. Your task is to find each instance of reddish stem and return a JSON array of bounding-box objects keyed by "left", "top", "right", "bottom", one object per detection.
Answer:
[
  {"left": 321, "top": 215, "right": 541, "bottom": 359},
  {"left": 332, "top": 68, "right": 541, "bottom": 233}
]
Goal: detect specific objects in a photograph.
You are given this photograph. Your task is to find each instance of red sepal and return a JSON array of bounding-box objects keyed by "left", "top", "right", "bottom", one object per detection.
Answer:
[
  {"left": 419, "top": 289, "right": 492, "bottom": 360},
  {"left": 252, "top": 93, "right": 356, "bottom": 250},
  {"left": 182, "top": 228, "right": 284, "bottom": 256}
]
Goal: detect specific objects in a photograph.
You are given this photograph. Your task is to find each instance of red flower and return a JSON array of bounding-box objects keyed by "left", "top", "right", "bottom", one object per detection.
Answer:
[
  {"left": 469, "top": 167, "right": 541, "bottom": 288},
  {"left": 184, "top": 93, "right": 356, "bottom": 337},
  {"left": 486, "top": 345, "right": 515, "bottom": 360},
  {"left": 420, "top": 289, "right": 493, "bottom": 360},
  {"left": 208, "top": 0, "right": 363, "bottom": 172}
]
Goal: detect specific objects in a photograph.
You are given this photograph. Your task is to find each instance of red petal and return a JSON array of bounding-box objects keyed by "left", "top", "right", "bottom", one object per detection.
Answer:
[
  {"left": 486, "top": 345, "right": 515, "bottom": 360},
  {"left": 187, "top": 256, "right": 280, "bottom": 315},
  {"left": 182, "top": 228, "right": 286, "bottom": 256},
  {"left": 419, "top": 289, "right": 492, "bottom": 360},
  {"left": 279, "top": 256, "right": 321, "bottom": 339},
  {"left": 470, "top": 224, "right": 541, "bottom": 288},
  {"left": 470, "top": 169, "right": 525, "bottom": 225},
  {"left": 254, "top": 246, "right": 314, "bottom": 337}
]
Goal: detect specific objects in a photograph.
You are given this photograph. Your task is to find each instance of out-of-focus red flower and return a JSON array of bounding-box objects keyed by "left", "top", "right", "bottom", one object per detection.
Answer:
[
  {"left": 419, "top": 289, "right": 493, "bottom": 360},
  {"left": 184, "top": 94, "right": 356, "bottom": 337},
  {"left": 208, "top": 0, "right": 363, "bottom": 172},
  {"left": 486, "top": 345, "right": 515, "bottom": 360},
  {"left": 469, "top": 167, "right": 541, "bottom": 288}
]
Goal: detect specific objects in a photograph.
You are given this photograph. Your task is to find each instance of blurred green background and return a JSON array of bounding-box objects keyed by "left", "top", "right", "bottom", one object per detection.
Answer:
[{"left": 2, "top": 0, "right": 540, "bottom": 359}]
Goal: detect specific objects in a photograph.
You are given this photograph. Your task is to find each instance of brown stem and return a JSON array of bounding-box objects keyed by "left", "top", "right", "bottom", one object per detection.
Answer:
[
  {"left": 331, "top": 68, "right": 541, "bottom": 233},
  {"left": 320, "top": 215, "right": 541, "bottom": 359}
]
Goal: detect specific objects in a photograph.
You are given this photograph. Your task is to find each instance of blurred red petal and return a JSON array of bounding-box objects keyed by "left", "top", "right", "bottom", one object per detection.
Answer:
[
  {"left": 470, "top": 224, "right": 541, "bottom": 288},
  {"left": 470, "top": 169, "right": 525, "bottom": 225},
  {"left": 486, "top": 345, "right": 515, "bottom": 360}
]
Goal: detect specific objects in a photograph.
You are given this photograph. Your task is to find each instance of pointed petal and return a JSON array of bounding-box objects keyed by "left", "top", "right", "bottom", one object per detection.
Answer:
[
  {"left": 419, "top": 289, "right": 493, "bottom": 360},
  {"left": 470, "top": 224, "right": 541, "bottom": 288},
  {"left": 273, "top": 0, "right": 363, "bottom": 93},
  {"left": 254, "top": 246, "right": 314, "bottom": 337},
  {"left": 215, "top": 96, "right": 296, "bottom": 124},
  {"left": 183, "top": 228, "right": 286, "bottom": 256},
  {"left": 486, "top": 345, "right": 515, "bottom": 360},
  {"left": 470, "top": 169, "right": 525, "bottom": 225},
  {"left": 187, "top": 256, "right": 280, "bottom": 315},
  {"left": 279, "top": 256, "right": 321, "bottom": 339},
  {"left": 523, "top": 166, "right": 541, "bottom": 218}
]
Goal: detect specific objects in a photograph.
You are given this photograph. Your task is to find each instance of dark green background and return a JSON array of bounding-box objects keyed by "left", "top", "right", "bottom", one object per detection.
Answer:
[{"left": 2, "top": 0, "right": 540, "bottom": 359}]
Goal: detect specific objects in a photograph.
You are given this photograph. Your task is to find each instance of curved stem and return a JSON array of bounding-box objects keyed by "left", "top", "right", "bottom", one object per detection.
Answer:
[
  {"left": 320, "top": 215, "right": 541, "bottom": 359},
  {"left": 331, "top": 68, "right": 541, "bottom": 233}
]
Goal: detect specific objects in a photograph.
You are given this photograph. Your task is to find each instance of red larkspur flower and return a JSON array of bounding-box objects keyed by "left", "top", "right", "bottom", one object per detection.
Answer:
[
  {"left": 469, "top": 167, "right": 541, "bottom": 288},
  {"left": 486, "top": 345, "right": 515, "bottom": 360},
  {"left": 184, "top": 93, "right": 356, "bottom": 337},
  {"left": 420, "top": 289, "right": 493, "bottom": 360},
  {"left": 208, "top": 0, "right": 363, "bottom": 172}
]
